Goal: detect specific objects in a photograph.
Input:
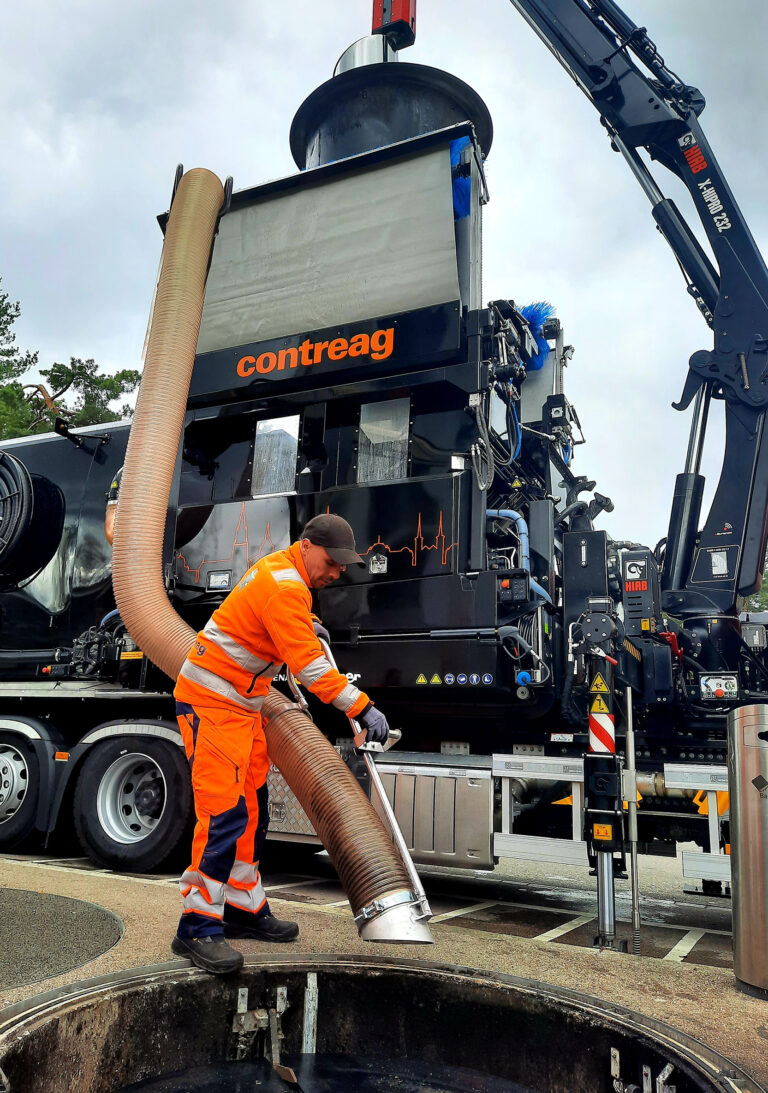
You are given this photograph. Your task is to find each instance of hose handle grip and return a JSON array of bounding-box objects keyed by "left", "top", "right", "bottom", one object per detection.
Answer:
[{"left": 315, "top": 638, "right": 402, "bottom": 752}]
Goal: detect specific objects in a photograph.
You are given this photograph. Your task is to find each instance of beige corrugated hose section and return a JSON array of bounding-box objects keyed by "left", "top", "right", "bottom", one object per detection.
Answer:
[
  {"left": 110, "top": 169, "right": 422, "bottom": 941},
  {"left": 262, "top": 690, "right": 412, "bottom": 917},
  {"left": 112, "top": 168, "right": 223, "bottom": 679}
]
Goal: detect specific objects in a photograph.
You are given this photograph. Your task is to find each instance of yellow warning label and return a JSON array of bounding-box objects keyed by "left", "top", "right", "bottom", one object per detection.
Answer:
[
  {"left": 416, "top": 674, "right": 428, "bottom": 684},
  {"left": 120, "top": 651, "right": 144, "bottom": 660},
  {"left": 641, "top": 619, "right": 650, "bottom": 631},
  {"left": 593, "top": 823, "right": 613, "bottom": 841},
  {"left": 430, "top": 674, "right": 442, "bottom": 685},
  {"left": 590, "top": 672, "right": 609, "bottom": 693},
  {"left": 590, "top": 694, "right": 610, "bottom": 715}
]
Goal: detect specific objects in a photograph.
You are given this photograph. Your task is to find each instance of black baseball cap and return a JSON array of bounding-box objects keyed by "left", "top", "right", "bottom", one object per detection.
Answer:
[{"left": 301, "top": 514, "right": 365, "bottom": 566}]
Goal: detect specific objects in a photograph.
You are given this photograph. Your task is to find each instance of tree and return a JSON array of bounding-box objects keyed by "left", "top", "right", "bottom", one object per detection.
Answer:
[
  {"left": 0, "top": 279, "right": 140, "bottom": 441},
  {"left": 747, "top": 551, "right": 768, "bottom": 612}
]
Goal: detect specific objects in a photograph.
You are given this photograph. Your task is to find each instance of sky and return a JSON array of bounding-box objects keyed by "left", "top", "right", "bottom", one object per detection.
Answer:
[{"left": 1, "top": 0, "right": 767, "bottom": 546}]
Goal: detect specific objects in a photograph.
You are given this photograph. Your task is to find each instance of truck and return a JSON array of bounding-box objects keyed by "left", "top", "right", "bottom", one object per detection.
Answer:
[{"left": 0, "top": 0, "right": 766, "bottom": 892}]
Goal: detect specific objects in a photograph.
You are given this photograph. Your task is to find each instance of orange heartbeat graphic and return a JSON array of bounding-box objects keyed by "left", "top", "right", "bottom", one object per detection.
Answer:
[
  {"left": 176, "top": 504, "right": 277, "bottom": 584},
  {"left": 176, "top": 505, "right": 457, "bottom": 583},
  {"left": 361, "top": 511, "right": 457, "bottom": 567}
]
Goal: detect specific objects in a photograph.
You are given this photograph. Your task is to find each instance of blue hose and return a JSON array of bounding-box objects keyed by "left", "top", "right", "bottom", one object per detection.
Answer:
[
  {"left": 99, "top": 608, "right": 121, "bottom": 628},
  {"left": 510, "top": 400, "right": 522, "bottom": 460},
  {"left": 486, "top": 509, "right": 553, "bottom": 604}
]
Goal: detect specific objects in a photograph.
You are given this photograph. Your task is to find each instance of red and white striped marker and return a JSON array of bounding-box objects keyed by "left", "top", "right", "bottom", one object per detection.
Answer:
[
  {"left": 588, "top": 672, "right": 615, "bottom": 754},
  {"left": 589, "top": 708, "right": 616, "bottom": 753}
]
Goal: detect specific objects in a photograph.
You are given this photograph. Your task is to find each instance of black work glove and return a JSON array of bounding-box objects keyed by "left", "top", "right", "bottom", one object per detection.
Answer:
[
  {"left": 359, "top": 703, "right": 389, "bottom": 744},
  {"left": 313, "top": 621, "right": 330, "bottom": 645}
]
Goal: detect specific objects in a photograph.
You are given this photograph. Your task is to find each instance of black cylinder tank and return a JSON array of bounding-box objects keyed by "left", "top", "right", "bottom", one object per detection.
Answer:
[{"left": 290, "top": 62, "right": 493, "bottom": 169}]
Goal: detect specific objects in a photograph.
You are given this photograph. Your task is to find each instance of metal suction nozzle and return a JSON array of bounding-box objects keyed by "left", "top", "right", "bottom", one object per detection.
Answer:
[
  {"left": 356, "top": 890, "right": 434, "bottom": 945},
  {"left": 287, "top": 641, "right": 435, "bottom": 945}
]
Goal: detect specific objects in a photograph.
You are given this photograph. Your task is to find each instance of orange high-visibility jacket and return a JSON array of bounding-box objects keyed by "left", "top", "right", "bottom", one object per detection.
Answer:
[{"left": 175, "top": 542, "right": 369, "bottom": 719}]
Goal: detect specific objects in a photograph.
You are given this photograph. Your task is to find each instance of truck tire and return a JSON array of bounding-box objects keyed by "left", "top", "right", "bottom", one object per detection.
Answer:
[
  {"left": 0, "top": 734, "right": 40, "bottom": 848},
  {"left": 73, "top": 737, "right": 193, "bottom": 872}
]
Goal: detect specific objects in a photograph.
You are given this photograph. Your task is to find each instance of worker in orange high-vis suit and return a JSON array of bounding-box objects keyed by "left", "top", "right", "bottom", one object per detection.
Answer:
[{"left": 171, "top": 513, "right": 390, "bottom": 975}]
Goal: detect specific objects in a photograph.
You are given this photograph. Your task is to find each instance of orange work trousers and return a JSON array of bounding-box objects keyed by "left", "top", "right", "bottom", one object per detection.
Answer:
[{"left": 175, "top": 701, "right": 271, "bottom": 938}]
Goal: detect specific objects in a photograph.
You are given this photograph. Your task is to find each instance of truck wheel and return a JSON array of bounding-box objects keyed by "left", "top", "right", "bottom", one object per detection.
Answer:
[
  {"left": 0, "top": 734, "right": 40, "bottom": 848},
  {"left": 74, "top": 737, "right": 193, "bottom": 872}
]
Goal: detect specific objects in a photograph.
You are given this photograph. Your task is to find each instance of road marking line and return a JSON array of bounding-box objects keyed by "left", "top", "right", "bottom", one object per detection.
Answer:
[
  {"left": 431, "top": 886, "right": 731, "bottom": 935},
  {"left": 320, "top": 898, "right": 352, "bottom": 908},
  {"left": 34, "top": 857, "right": 92, "bottom": 865},
  {"left": 0, "top": 858, "right": 176, "bottom": 886},
  {"left": 264, "top": 878, "right": 331, "bottom": 893},
  {"left": 431, "top": 900, "right": 498, "bottom": 923},
  {"left": 534, "top": 913, "right": 594, "bottom": 942},
  {"left": 663, "top": 928, "right": 707, "bottom": 962}
]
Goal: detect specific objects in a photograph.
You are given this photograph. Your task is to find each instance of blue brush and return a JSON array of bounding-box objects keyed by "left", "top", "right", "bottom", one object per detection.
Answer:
[{"left": 520, "top": 301, "right": 556, "bottom": 371}]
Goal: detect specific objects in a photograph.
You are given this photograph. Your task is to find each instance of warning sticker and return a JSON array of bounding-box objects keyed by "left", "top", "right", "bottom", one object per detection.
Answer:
[
  {"left": 590, "top": 672, "right": 609, "bottom": 693},
  {"left": 416, "top": 674, "right": 428, "bottom": 685},
  {"left": 590, "top": 694, "right": 610, "bottom": 715},
  {"left": 593, "top": 823, "right": 613, "bottom": 841},
  {"left": 430, "top": 674, "right": 442, "bottom": 685}
]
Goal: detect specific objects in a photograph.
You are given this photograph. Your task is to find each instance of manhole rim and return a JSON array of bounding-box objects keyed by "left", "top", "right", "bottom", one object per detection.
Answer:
[{"left": 0, "top": 954, "right": 761, "bottom": 1093}]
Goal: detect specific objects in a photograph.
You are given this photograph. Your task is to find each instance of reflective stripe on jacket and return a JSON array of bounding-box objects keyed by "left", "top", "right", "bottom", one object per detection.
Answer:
[{"left": 175, "top": 542, "right": 369, "bottom": 718}]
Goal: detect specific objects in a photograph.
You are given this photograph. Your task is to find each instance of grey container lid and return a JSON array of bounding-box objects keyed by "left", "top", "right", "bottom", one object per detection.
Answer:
[{"left": 290, "top": 61, "right": 493, "bottom": 170}]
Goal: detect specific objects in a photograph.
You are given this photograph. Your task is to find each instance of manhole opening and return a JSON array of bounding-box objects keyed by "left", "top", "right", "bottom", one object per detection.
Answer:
[{"left": 0, "top": 958, "right": 754, "bottom": 1093}]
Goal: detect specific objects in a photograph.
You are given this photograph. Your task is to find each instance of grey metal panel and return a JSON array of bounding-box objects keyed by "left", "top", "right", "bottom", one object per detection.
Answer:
[
  {"left": 266, "top": 765, "right": 318, "bottom": 836},
  {"left": 78, "top": 723, "right": 183, "bottom": 747},
  {"left": 414, "top": 774, "right": 436, "bottom": 854},
  {"left": 0, "top": 719, "right": 42, "bottom": 740},
  {"left": 493, "top": 754, "right": 584, "bottom": 781},
  {"left": 494, "top": 833, "right": 589, "bottom": 866},
  {"left": 663, "top": 763, "right": 728, "bottom": 790},
  {"left": 376, "top": 764, "right": 493, "bottom": 869},
  {"left": 520, "top": 351, "right": 557, "bottom": 424},
  {"left": 198, "top": 147, "right": 461, "bottom": 353},
  {"left": 0, "top": 682, "right": 169, "bottom": 700},
  {"left": 378, "top": 751, "right": 492, "bottom": 770},
  {"left": 681, "top": 850, "right": 731, "bottom": 882}
]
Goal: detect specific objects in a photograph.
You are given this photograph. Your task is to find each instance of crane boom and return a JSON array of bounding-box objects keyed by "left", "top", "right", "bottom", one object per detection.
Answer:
[{"left": 508, "top": 0, "right": 768, "bottom": 615}]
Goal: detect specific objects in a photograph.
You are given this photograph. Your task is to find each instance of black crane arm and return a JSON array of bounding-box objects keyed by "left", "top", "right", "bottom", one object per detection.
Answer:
[{"left": 508, "top": 0, "right": 768, "bottom": 615}]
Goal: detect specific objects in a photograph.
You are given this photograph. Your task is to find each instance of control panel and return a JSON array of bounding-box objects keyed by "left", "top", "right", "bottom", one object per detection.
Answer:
[{"left": 698, "top": 673, "right": 739, "bottom": 701}]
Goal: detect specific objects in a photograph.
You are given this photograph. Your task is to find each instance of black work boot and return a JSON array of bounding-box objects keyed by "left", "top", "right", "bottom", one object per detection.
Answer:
[
  {"left": 171, "top": 933, "right": 244, "bottom": 975},
  {"left": 223, "top": 905, "right": 299, "bottom": 943}
]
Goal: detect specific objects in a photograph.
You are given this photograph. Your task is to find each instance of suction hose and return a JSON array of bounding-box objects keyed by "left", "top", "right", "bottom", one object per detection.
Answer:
[
  {"left": 263, "top": 690, "right": 432, "bottom": 943},
  {"left": 111, "top": 168, "right": 224, "bottom": 674},
  {"left": 111, "top": 168, "right": 431, "bottom": 944}
]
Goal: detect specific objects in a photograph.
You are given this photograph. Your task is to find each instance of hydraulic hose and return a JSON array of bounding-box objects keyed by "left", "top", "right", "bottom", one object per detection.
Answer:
[
  {"left": 110, "top": 168, "right": 427, "bottom": 944},
  {"left": 486, "top": 509, "right": 552, "bottom": 603}
]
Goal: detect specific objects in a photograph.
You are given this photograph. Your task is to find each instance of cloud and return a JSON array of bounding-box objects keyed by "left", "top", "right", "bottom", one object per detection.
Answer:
[{"left": 1, "top": 0, "right": 766, "bottom": 547}]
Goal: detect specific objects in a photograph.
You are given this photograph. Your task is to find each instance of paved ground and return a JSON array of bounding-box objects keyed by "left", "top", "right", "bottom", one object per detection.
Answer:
[{"left": 0, "top": 847, "right": 764, "bottom": 1086}]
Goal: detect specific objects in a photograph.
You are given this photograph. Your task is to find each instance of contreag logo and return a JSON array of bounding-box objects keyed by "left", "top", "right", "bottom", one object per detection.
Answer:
[{"left": 237, "top": 327, "right": 395, "bottom": 378}]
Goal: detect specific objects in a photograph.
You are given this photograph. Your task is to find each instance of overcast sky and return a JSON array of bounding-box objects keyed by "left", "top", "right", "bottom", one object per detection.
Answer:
[{"left": 2, "top": 0, "right": 766, "bottom": 546}]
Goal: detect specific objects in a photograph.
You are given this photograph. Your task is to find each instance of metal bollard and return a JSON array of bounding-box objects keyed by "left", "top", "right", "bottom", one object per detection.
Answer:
[{"left": 728, "top": 704, "right": 768, "bottom": 998}]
